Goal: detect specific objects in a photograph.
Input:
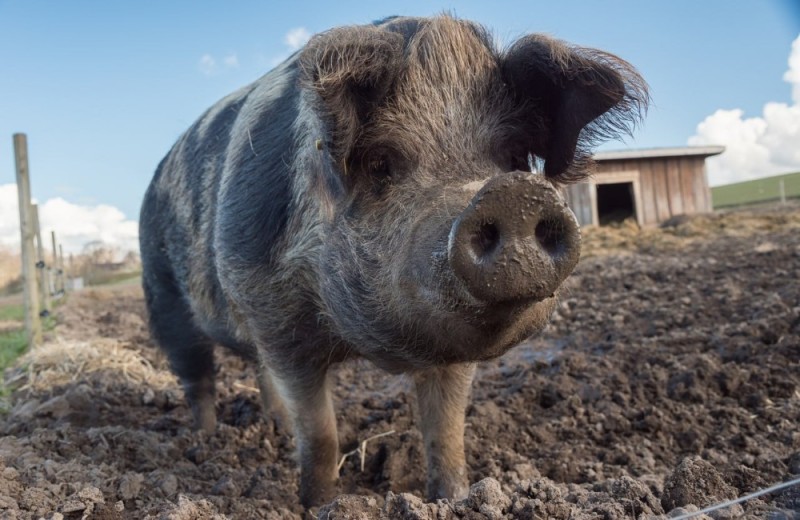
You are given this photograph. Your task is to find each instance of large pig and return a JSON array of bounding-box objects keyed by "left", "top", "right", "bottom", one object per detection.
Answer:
[{"left": 139, "top": 15, "right": 647, "bottom": 507}]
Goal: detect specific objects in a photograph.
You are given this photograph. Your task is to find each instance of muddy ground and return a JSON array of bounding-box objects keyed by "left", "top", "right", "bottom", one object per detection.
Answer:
[{"left": 1, "top": 204, "right": 799, "bottom": 519}]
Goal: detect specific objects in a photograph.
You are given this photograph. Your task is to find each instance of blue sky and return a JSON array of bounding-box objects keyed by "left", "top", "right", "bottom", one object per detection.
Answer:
[{"left": 0, "top": 0, "right": 799, "bottom": 252}]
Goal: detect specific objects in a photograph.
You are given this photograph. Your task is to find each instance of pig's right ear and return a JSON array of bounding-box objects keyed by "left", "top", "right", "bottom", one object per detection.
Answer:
[
  {"left": 300, "top": 27, "right": 404, "bottom": 166},
  {"left": 502, "top": 35, "right": 648, "bottom": 182}
]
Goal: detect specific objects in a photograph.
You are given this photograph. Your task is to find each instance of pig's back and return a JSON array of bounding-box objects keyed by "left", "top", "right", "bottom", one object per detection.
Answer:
[{"left": 140, "top": 56, "right": 302, "bottom": 348}]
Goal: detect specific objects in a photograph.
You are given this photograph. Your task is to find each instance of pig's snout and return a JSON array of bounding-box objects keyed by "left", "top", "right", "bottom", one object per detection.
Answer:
[{"left": 447, "top": 171, "right": 580, "bottom": 303}]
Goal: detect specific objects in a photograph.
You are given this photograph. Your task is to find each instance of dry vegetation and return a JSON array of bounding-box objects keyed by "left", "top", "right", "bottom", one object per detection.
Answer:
[
  {"left": 0, "top": 244, "right": 141, "bottom": 297},
  {"left": 16, "top": 338, "right": 175, "bottom": 395},
  {"left": 582, "top": 202, "right": 800, "bottom": 257},
  {"left": 0, "top": 247, "right": 21, "bottom": 296}
]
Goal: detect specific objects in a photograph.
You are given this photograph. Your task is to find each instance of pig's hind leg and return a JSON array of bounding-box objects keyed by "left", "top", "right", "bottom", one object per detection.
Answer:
[
  {"left": 255, "top": 364, "right": 289, "bottom": 430},
  {"left": 143, "top": 274, "right": 217, "bottom": 433}
]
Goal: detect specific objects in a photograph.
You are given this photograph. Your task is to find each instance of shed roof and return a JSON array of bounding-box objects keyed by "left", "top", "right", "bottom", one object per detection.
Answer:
[{"left": 595, "top": 146, "right": 725, "bottom": 162}]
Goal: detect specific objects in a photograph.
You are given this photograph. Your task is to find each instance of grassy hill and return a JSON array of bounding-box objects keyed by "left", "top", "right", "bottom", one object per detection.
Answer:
[{"left": 712, "top": 171, "right": 800, "bottom": 209}]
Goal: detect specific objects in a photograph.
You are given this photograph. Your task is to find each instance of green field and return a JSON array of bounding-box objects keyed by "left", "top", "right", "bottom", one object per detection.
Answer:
[
  {"left": 711, "top": 171, "right": 800, "bottom": 209},
  {"left": 0, "top": 273, "right": 138, "bottom": 373},
  {"left": 0, "top": 328, "right": 27, "bottom": 374},
  {"left": 0, "top": 301, "right": 59, "bottom": 374},
  {"left": 0, "top": 302, "right": 27, "bottom": 374},
  {"left": 0, "top": 303, "right": 24, "bottom": 322}
]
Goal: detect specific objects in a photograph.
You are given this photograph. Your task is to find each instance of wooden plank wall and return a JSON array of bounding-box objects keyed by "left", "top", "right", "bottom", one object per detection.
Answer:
[
  {"left": 679, "top": 157, "right": 696, "bottom": 214},
  {"left": 563, "top": 183, "right": 593, "bottom": 226},
  {"left": 666, "top": 158, "right": 684, "bottom": 215},
  {"left": 694, "top": 158, "right": 713, "bottom": 212},
  {"left": 595, "top": 156, "right": 711, "bottom": 226}
]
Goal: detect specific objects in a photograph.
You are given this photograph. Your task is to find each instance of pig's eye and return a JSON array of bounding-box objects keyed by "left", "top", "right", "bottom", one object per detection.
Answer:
[
  {"left": 367, "top": 156, "right": 392, "bottom": 181},
  {"left": 510, "top": 154, "right": 527, "bottom": 172},
  {"left": 528, "top": 153, "right": 545, "bottom": 174},
  {"left": 511, "top": 152, "right": 544, "bottom": 175}
]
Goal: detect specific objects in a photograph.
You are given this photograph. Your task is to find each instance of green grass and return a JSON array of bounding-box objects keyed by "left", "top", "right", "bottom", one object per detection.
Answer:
[
  {"left": 712, "top": 171, "right": 800, "bottom": 209},
  {"left": 0, "top": 303, "right": 24, "bottom": 322},
  {"left": 0, "top": 302, "right": 27, "bottom": 374},
  {"left": 85, "top": 269, "right": 142, "bottom": 287},
  {"left": 0, "top": 300, "right": 60, "bottom": 412},
  {"left": 0, "top": 329, "right": 28, "bottom": 372},
  {"left": 0, "top": 301, "right": 59, "bottom": 373},
  {"left": 0, "top": 325, "right": 29, "bottom": 410}
]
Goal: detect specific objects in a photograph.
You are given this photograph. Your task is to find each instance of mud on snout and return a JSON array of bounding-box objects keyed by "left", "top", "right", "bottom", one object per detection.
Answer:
[{"left": 394, "top": 170, "right": 580, "bottom": 365}]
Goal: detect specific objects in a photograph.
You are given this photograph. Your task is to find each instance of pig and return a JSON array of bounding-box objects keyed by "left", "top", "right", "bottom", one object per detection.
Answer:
[{"left": 139, "top": 15, "right": 647, "bottom": 507}]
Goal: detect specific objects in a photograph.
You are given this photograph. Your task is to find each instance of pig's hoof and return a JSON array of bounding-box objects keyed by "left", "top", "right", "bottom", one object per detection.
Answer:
[
  {"left": 195, "top": 416, "right": 216, "bottom": 434},
  {"left": 299, "top": 472, "right": 338, "bottom": 509},
  {"left": 192, "top": 403, "right": 217, "bottom": 433},
  {"left": 427, "top": 479, "right": 469, "bottom": 502}
]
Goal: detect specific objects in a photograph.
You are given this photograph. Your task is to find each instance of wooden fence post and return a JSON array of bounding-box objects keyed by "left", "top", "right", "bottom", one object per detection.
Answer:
[
  {"left": 14, "top": 133, "right": 42, "bottom": 347},
  {"left": 31, "top": 203, "right": 51, "bottom": 315},
  {"left": 59, "top": 244, "right": 66, "bottom": 294},
  {"left": 50, "top": 230, "right": 65, "bottom": 297}
]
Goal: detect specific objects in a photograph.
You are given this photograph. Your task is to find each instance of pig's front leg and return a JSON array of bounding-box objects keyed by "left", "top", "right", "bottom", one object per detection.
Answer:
[
  {"left": 267, "top": 363, "right": 339, "bottom": 508},
  {"left": 413, "top": 363, "right": 476, "bottom": 501}
]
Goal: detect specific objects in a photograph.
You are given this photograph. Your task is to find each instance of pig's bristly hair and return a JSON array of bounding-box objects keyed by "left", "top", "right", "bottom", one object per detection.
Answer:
[
  {"left": 298, "top": 26, "right": 404, "bottom": 170},
  {"left": 572, "top": 47, "right": 650, "bottom": 144},
  {"left": 501, "top": 32, "right": 650, "bottom": 184},
  {"left": 562, "top": 45, "right": 650, "bottom": 183},
  {"left": 299, "top": 14, "right": 649, "bottom": 186}
]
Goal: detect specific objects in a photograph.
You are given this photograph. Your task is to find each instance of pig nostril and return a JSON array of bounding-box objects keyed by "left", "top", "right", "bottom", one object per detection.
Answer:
[
  {"left": 470, "top": 222, "right": 501, "bottom": 262},
  {"left": 535, "top": 219, "right": 565, "bottom": 256}
]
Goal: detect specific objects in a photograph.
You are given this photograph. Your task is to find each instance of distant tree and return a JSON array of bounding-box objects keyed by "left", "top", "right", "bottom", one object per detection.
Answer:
[{"left": 82, "top": 241, "right": 117, "bottom": 265}]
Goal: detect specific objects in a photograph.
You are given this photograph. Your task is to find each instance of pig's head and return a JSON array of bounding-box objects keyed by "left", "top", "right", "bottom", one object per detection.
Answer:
[{"left": 299, "top": 16, "right": 647, "bottom": 371}]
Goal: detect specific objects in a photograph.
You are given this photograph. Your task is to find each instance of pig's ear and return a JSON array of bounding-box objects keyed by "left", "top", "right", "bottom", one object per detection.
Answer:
[
  {"left": 503, "top": 35, "right": 648, "bottom": 181},
  {"left": 300, "top": 27, "right": 404, "bottom": 165}
]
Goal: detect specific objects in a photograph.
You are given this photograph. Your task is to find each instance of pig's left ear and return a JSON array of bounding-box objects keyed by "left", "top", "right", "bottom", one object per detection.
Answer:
[
  {"left": 300, "top": 27, "right": 404, "bottom": 166},
  {"left": 503, "top": 35, "right": 648, "bottom": 181}
]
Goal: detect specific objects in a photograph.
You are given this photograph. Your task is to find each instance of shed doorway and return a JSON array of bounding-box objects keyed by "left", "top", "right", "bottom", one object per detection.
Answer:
[{"left": 596, "top": 182, "right": 636, "bottom": 225}]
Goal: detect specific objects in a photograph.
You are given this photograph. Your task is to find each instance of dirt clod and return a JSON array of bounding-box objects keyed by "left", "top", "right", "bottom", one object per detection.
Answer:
[
  {"left": 117, "top": 472, "right": 144, "bottom": 501},
  {"left": 318, "top": 494, "right": 381, "bottom": 519},
  {"left": 661, "top": 456, "right": 738, "bottom": 511}
]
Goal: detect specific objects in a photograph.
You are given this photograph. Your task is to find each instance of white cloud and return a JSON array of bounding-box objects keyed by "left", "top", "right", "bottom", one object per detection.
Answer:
[
  {"left": 199, "top": 53, "right": 240, "bottom": 75},
  {"left": 223, "top": 53, "right": 239, "bottom": 68},
  {"left": 198, "top": 53, "right": 216, "bottom": 75},
  {"left": 0, "top": 184, "right": 21, "bottom": 250},
  {"left": 267, "top": 27, "right": 313, "bottom": 67},
  {"left": 784, "top": 36, "right": 800, "bottom": 104},
  {"left": 284, "top": 27, "right": 311, "bottom": 51},
  {"left": 689, "top": 34, "right": 800, "bottom": 186},
  {"left": 0, "top": 184, "right": 138, "bottom": 257}
]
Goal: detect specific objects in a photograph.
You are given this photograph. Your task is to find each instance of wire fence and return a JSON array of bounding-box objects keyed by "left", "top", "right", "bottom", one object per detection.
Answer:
[{"left": 12, "top": 133, "right": 68, "bottom": 350}]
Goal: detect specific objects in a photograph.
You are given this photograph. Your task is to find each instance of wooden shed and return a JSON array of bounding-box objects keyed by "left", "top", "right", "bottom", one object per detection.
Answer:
[{"left": 563, "top": 146, "right": 725, "bottom": 227}]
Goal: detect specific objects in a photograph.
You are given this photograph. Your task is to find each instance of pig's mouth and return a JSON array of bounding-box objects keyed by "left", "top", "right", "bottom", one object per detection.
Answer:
[
  {"left": 423, "top": 241, "right": 554, "bottom": 324},
  {"left": 467, "top": 293, "right": 554, "bottom": 326},
  {"left": 403, "top": 259, "right": 559, "bottom": 361},
  {"left": 438, "top": 285, "right": 559, "bottom": 361},
  {"left": 445, "top": 278, "right": 557, "bottom": 330}
]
